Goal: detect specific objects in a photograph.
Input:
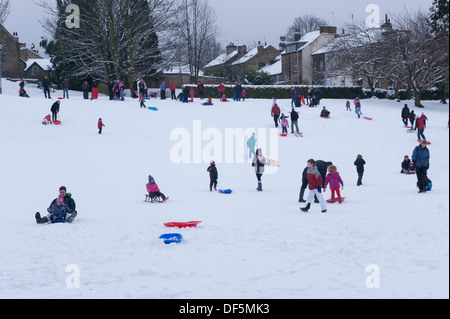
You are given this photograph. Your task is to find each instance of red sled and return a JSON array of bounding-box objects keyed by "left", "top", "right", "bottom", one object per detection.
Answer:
[
  {"left": 301, "top": 96, "right": 306, "bottom": 105},
  {"left": 280, "top": 133, "right": 288, "bottom": 137},
  {"left": 53, "top": 120, "right": 62, "bottom": 125},
  {"left": 326, "top": 197, "right": 346, "bottom": 203},
  {"left": 418, "top": 140, "right": 431, "bottom": 145},
  {"left": 58, "top": 97, "right": 65, "bottom": 100},
  {"left": 164, "top": 221, "right": 202, "bottom": 229},
  {"left": 321, "top": 116, "right": 330, "bottom": 119}
]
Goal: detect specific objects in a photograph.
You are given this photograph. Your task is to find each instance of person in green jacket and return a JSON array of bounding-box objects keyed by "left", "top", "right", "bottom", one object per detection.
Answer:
[{"left": 247, "top": 133, "right": 257, "bottom": 159}]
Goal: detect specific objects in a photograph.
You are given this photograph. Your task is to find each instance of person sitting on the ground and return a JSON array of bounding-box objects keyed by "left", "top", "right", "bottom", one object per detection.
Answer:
[
  {"left": 320, "top": 107, "right": 330, "bottom": 118},
  {"left": 202, "top": 97, "right": 213, "bottom": 106},
  {"left": 35, "top": 186, "right": 77, "bottom": 224},
  {"left": 401, "top": 155, "right": 415, "bottom": 173}
]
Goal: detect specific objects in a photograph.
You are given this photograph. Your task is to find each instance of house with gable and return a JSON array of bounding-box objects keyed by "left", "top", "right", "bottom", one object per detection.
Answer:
[
  {"left": 203, "top": 43, "right": 246, "bottom": 78},
  {"left": 228, "top": 43, "right": 281, "bottom": 77},
  {"left": 0, "top": 24, "right": 50, "bottom": 81},
  {"left": 280, "top": 26, "right": 339, "bottom": 85}
]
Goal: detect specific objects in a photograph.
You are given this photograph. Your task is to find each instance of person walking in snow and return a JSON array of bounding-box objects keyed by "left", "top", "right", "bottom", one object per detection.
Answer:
[
  {"left": 98, "top": 118, "right": 105, "bottom": 134},
  {"left": 346, "top": 100, "right": 352, "bottom": 111},
  {"left": 412, "top": 139, "right": 430, "bottom": 193},
  {"left": 354, "top": 97, "right": 362, "bottom": 118},
  {"left": 252, "top": 148, "right": 266, "bottom": 192},
  {"left": 139, "top": 92, "right": 146, "bottom": 108},
  {"left": 42, "top": 76, "right": 51, "bottom": 99},
  {"left": 324, "top": 165, "right": 344, "bottom": 204},
  {"left": 281, "top": 113, "right": 289, "bottom": 134},
  {"left": 300, "top": 159, "right": 328, "bottom": 213},
  {"left": 207, "top": 160, "right": 218, "bottom": 191},
  {"left": 402, "top": 104, "right": 410, "bottom": 126},
  {"left": 290, "top": 107, "right": 299, "bottom": 133},
  {"left": 271, "top": 102, "right": 281, "bottom": 128},
  {"left": 415, "top": 114, "right": 427, "bottom": 141},
  {"left": 241, "top": 89, "right": 247, "bottom": 101},
  {"left": 354, "top": 154, "right": 366, "bottom": 186},
  {"left": 247, "top": 133, "right": 257, "bottom": 159}
]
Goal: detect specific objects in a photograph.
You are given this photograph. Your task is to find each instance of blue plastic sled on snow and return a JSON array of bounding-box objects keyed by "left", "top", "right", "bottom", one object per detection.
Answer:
[
  {"left": 159, "top": 233, "right": 183, "bottom": 245},
  {"left": 219, "top": 189, "right": 232, "bottom": 194},
  {"left": 51, "top": 219, "right": 67, "bottom": 224},
  {"left": 148, "top": 107, "right": 159, "bottom": 111}
]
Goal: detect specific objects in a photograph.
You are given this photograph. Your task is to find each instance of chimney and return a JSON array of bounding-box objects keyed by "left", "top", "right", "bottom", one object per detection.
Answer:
[
  {"left": 320, "top": 26, "right": 337, "bottom": 34},
  {"left": 294, "top": 29, "right": 301, "bottom": 42},
  {"left": 381, "top": 14, "right": 393, "bottom": 31},
  {"left": 226, "top": 42, "right": 237, "bottom": 55}
]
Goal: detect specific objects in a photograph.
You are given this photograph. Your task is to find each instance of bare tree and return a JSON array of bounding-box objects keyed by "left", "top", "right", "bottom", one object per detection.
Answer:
[
  {"left": 285, "top": 15, "right": 329, "bottom": 40},
  {"left": 0, "top": 0, "right": 11, "bottom": 25},
  {"left": 171, "top": 0, "right": 218, "bottom": 83}
]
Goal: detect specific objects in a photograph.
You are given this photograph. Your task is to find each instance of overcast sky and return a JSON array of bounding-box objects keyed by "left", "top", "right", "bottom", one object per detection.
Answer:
[{"left": 3, "top": 0, "right": 434, "bottom": 54}]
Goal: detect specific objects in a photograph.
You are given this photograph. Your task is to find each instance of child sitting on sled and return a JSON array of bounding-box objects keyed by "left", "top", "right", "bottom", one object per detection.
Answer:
[
  {"left": 146, "top": 175, "right": 168, "bottom": 203},
  {"left": 48, "top": 196, "right": 72, "bottom": 221}
]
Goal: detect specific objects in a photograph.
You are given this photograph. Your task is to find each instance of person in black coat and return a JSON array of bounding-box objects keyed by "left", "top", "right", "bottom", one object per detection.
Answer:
[
  {"left": 402, "top": 104, "right": 410, "bottom": 126},
  {"left": 207, "top": 161, "right": 218, "bottom": 191},
  {"left": 50, "top": 100, "right": 60, "bottom": 122},
  {"left": 108, "top": 80, "right": 114, "bottom": 100},
  {"left": 235, "top": 83, "right": 243, "bottom": 101},
  {"left": 299, "top": 160, "right": 332, "bottom": 202},
  {"left": 354, "top": 154, "right": 366, "bottom": 186},
  {"left": 42, "top": 76, "right": 51, "bottom": 99},
  {"left": 182, "top": 86, "right": 190, "bottom": 103}
]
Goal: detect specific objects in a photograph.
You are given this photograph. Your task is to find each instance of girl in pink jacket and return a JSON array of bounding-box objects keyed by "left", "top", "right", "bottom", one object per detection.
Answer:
[
  {"left": 324, "top": 165, "right": 344, "bottom": 203},
  {"left": 146, "top": 175, "right": 168, "bottom": 203}
]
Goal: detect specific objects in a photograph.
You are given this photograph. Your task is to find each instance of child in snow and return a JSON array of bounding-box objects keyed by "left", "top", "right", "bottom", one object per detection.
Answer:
[
  {"left": 146, "top": 175, "right": 168, "bottom": 203},
  {"left": 48, "top": 196, "right": 72, "bottom": 221},
  {"left": 345, "top": 101, "right": 352, "bottom": 112},
  {"left": 207, "top": 161, "right": 218, "bottom": 191},
  {"left": 281, "top": 114, "right": 289, "bottom": 134},
  {"left": 139, "top": 92, "right": 146, "bottom": 108},
  {"left": 98, "top": 118, "right": 105, "bottom": 134},
  {"left": 354, "top": 97, "right": 362, "bottom": 118},
  {"left": 354, "top": 154, "right": 366, "bottom": 186},
  {"left": 202, "top": 97, "right": 213, "bottom": 106},
  {"left": 241, "top": 89, "right": 246, "bottom": 101},
  {"left": 247, "top": 133, "right": 257, "bottom": 159},
  {"left": 221, "top": 94, "right": 229, "bottom": 102},
  {"left": 42, "top": 114, "right": 52, "bottom": 125},
  {"left": 401, "top": 155, "right": 413, "bottom": 174},
  {"left": 324, "top": 165, "right": 344, "bottom": 204},
  {"left": 320, "top": 107, "right": 330, "bottom": 118}
]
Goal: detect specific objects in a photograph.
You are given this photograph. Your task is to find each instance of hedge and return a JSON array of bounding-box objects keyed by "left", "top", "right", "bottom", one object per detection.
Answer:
[{"left": 182, "top": 84, "right": 444, "bottom": 100}]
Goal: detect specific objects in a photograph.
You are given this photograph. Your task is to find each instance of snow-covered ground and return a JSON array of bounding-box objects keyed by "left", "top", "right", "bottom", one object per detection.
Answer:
[{"left": 0, "top": 79, "right": 448, "bottom": 299}]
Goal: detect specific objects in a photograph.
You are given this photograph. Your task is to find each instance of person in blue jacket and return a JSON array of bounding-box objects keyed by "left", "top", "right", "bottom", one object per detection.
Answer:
[
  {"left": 42, "top": 76, "right": 51, "bottom": 99},
  {"left": 412, "top": 139, "right": 430, "bottom": 193},
  {"left": 247, "top": 133, "right": 257, "bottom": 159},
  {"left": 35, "top": 186, "right": 77, "bottom": 224}
]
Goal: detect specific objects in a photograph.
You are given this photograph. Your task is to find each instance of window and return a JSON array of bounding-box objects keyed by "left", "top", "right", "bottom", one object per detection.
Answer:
[
  {"left": 293, "top": 59, "right": 298, "bottom": 74},
  {"left": 285, "top": 44, "right": 296, "bottom": 54},
  {"left": 32, "top": 66, "right": 38, "bottom": 76},
  {"left": 1, "top": 71, "right": 6, "bottom": 78},
  {"left": 1, "top": 54, "right": 5, "bottom": 62}
]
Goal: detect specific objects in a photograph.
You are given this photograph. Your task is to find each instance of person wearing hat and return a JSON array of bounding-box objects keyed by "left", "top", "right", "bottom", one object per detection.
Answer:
[
  {"left": 207, "top": 161, "right": 218, "bottom": 191},
  {"left": 146, "top": 175, "right": 168, "bottom": 202},
  {"left": 320, "top": 107, "right": 330, "bottom": 118},
  {"left": 98, "top": 118, "right": 105, "bottom": 134},
  {"left": 412, "top": 139, "right": 430, "bottom": 193},
  {"left": 247, "top": 133, "right": 257, "bottom": 159},
  {"left": 252, "top": 148, "right": 266, "bottom": 192}
]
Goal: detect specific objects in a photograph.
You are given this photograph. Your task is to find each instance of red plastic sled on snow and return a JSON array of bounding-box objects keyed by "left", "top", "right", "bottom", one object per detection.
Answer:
[
  {"left": 326, "top": 197, "right": 346, "bottom": 203},
  {"left": 53, "top": 120, "right": 62, "bottom": 125},
  {"left": 419, "top": 140, "right": 431, "bottom": 145},
  {"left": 164, "top": 221, "right": 202, "bottom": 229},
  {"left": 301, "top": 96, "right": 306, "bottom": 105}
]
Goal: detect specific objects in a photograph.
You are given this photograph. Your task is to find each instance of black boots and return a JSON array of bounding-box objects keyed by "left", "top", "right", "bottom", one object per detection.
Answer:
[
  {"left": 300, "top": 203, "right": 311, "bottom": 212},
  {"left": 257, "top": 182, "right": 262, "bottom": 192},
  {"left": 35, "top": 212, "right": 48, "bottom": 224},
  {"left": 299, "top": 188, "right": 306, "bottom": 202}
]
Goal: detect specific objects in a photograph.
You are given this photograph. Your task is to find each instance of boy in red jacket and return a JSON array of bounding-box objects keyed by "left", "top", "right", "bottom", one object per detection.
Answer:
[
  {"left": 98, "top": 118, "right": 105, "bottom": 134},
  {"left": 300, "top": 159, "right": 327, "bottom": 213}
]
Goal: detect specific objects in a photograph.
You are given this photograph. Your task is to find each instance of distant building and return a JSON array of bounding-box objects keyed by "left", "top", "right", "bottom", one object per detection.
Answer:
[
  {"left": 0, "top": 24, "right": 50, "bottom": 81},
  {"left": 203, "top": 43, "right": 247, "bottom": 78},
  {"left": 280, "top": 26, "right": 339, "bottom": 85}
]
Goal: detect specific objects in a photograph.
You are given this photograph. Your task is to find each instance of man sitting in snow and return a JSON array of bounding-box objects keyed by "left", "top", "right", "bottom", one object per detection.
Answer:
[{"left": 35, "top": 186, "right": 77, "bottom": 224}]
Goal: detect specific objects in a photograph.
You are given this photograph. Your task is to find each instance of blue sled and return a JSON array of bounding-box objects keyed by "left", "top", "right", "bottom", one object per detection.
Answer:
[
  {"left": 148, "top": 107, "right": 159, "bottom": 111},
  {"left": 51, "top": 219, "right": 67, "bottom": 224},
  {"left": 159, "top": 233, "right": 183, "bottom": 245},
  {"left": 220, "top": 189, "right": 232, "bottom": 194}
]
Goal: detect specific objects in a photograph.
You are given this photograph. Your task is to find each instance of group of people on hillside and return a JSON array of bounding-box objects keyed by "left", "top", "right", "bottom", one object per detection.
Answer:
[{"left": 401, "top": 104, "right": 429, "bottom": 141}]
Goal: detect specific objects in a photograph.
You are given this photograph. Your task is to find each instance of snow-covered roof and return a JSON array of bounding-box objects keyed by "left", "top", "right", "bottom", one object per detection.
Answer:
[
  {"left": 258, "top": 55, "right": 282, "bottom": 75},
  {"left": 24, "top": 59, "right": 52, "bottom": 71},
  {"left": 163, "top": 64, "right": 204, "bottom": 76},
  {"left": 204, "top": 50, "right": 238, "bottom": 68},
  {"left": 231, "top": 45, "right": 271, "bottom": 66},
  {"left": 297, "top": 31, "right": 321, "bottom": 51}
]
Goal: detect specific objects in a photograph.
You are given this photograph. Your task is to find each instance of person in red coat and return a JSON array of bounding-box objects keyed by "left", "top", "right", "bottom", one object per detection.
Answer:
[
  {"left": 98, "top": 118, "right": 105, "bottom": 134},
  {"left": 170, "top": 81, "right": 176, "bottom": 100},
  {"left": 271, "top": 103, "right": 281, "bottom": 127},
  {"left": 415, "top": 115, "right": 426, "bottom": 141},
  {"left": 217, "top": 83, "right": 226, "bottom": 100},
  {"left": 300, "top": 159, "right": 328, "bottom": 213}
]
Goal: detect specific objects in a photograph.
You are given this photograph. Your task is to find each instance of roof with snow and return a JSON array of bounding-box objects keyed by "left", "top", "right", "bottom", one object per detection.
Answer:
[
  {"left": 258, "top": 55, "right": 282, "bottom": 75},
  {"left": 163, "top": 64, "right": 204, "bottom": 76},
  {"left": 23, "top": 59, "right": 52, "bottom": 71},
  {"left": 231, "top": 46, "right": 272, "bottom": 66},
  {"left": 204, "top": 50, "right": 238, "bottom": 68}
]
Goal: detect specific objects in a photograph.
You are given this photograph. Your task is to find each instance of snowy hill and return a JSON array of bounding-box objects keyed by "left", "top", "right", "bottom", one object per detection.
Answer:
[{"left": 0, "top": 79, "right": 448, "bottom": 299}]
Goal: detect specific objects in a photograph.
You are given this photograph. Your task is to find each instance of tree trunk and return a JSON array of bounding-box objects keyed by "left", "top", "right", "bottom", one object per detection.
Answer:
[
  {"left": 440, "top": 84, "right": 448, "bottom": 104},
  {"left": 414, "top": 89, "right": 424, "bottom": 108}
]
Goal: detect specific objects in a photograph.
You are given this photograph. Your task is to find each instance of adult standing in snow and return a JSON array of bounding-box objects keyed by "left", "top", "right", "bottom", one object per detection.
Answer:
[
  {"left": 412, "top": 139, "right": 430, "bottom": 193},
  {"left": 415, "top": 113, "right": 427, "bottom": 141},
  {"left": 354, "top": 154, "right": 366, "bottom": 186},
  {"left": 197, "top": 82, "right": 205, "bottom": 100},
  {"left": 138, "top": 79, "right": 147, "bottom": 98},
  {"left": 91, "top": 79, "right": 99, "bottom": 99},
  {"left": 234, "top": 82, "right": 243, "bottom": 101},
  {"left": 170, "top": 81, "right": 177, "bottom": 100},
  {"left": 50, "top": 100, "right": 60, "bottom": 123},
  {"left": 160, "top": 81, "right": 166, "bottom": 100},
  {"left": 61, "top": 78, "right": 69, "bottom": 99},
  {"left": 300, "top": 159, "right": 327, "bottom": 213},
  {"left": 108, "top": 80, "right": 114, "bottom": 100},
  {"left": 290, "top": 87, "right": 296, "bottom": 107},
  {"left": 132, "top": 79, "right": 138, "bottom": 98},
  {"left": 42, "top": 76, "right": 51, "bottom": 99},
  {"left": 82, "top": 81, "right": 89, "bottom": 99},
  {"left": 35, "top": 186, "right": 77, "bottom": 224},
  {"left": 271, "top": 102, "right": 281, "bottom": 128},
  {"left": 299, "top": 160, "right": 332, "bottom": 202},
  {"left": 247, "top": 132, "right": 257, "bottom": 159},
  {"left": 252, "top": 148, "right": 266, "bottom": 192},
  {"left": 401, "top": 104, "right": 410, "bottom": 126},
  {"left": 290, "top": 107, "right": 299, "bottom": 134}
]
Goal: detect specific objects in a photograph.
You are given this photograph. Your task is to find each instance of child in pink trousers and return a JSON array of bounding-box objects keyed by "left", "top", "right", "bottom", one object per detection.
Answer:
[{"left": 324, "top": 165, "right": 344, "bottom": 203}]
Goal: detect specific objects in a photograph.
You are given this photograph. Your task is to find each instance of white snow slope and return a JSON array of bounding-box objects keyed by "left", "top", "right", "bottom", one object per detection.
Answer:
[{"left": 0, "top": 79, "right": 448, "bottom": 299}]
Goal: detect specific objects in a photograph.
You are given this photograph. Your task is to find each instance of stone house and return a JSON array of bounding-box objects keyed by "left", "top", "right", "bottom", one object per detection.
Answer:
[
  {"left": 228, "top": 43, "right": 281, "bottom": 77},
  {"left": 280, "top": 26, "right": 339, "bottom": 85},
  {"left": 203, "top": 43, "right": 247, "bottom": 77}
]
